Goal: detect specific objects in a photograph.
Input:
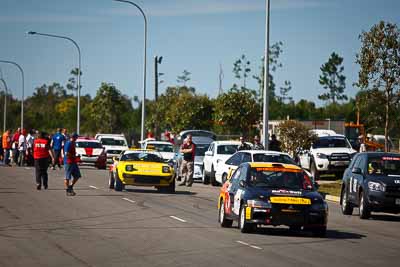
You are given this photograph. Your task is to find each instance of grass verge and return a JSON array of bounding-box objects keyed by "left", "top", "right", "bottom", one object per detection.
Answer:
[{"left": 318, "top": 181, "right": 342, "bottom": 197}]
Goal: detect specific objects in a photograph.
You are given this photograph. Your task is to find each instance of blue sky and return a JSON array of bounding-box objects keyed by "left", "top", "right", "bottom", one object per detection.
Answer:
[{"left": 0, "top": 0, "right": 399, "bottom": 106}]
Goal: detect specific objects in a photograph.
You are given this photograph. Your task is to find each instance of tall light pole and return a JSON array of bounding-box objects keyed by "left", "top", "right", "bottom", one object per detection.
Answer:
[
  {"left": 27, "top": 31, "right": 81, "bottom": 134},
  {"left": 113, "top": 0, "right": 147, "bottom": 141},
  {"left": 262, "top": 0, "right": 271, "bottom": 149},
  {"left": 0, "top": 60, "right": 24, "bottom": 130},
  {"left": 0, "top": 74, "right": 8, "bottom": 132}
]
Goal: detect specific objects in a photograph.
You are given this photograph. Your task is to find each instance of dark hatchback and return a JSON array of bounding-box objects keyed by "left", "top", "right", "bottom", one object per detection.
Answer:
[
  {"left": 218, "top": 162, "right": 328, "bottom": 236},
  {"left": 340, "top": 152, "right": 400, "bottom": 219}
]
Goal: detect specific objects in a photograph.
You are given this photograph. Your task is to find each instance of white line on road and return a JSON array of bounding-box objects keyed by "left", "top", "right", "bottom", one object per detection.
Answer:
[
  {"left": 122, "top": 198, "right": 136, "bottom": 203},
  {"left": 89, "top": 185, "right": 99, "bottom": 189},
  {"left": 236, "top": 240, "right": 262, "bottom": 250},
  {"left": 169, "top": 216, "right": 187, "bottom": 223}
]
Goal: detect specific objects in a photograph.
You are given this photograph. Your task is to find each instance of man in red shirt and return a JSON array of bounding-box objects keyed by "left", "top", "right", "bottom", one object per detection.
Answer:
[
  {"left": 12, "top": 128, "right": 21, "bottom": 165},
  {"left": 179, "top": 134, "right": 196, "bottom": 187},
  {"left": 33, "top": 132, "right": 54, "bottom": 190}
]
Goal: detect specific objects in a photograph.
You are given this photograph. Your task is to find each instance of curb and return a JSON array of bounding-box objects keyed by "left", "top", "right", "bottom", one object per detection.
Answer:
[{"left": 325, "top": 194, "right": 340, "bottom": 203}]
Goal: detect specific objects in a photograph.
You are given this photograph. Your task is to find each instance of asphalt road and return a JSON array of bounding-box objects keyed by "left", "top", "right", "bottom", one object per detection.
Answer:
[{"left": 1, "top": 166, "right": 399, "bottom": 267}]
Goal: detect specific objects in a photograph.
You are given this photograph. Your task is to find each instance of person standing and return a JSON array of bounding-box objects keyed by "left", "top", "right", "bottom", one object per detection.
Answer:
[
  {"left": 26, "top": 129, "right": 35, "bottom": 166},
  {"left": 12, "top": 128, "right": 21, "bottom": 165},
  {"left": 64, "top": 133, "right": 81, "bottom": 196},
  {"left": 269, "top": 134, "right": 282, "bottom": 152},
  {"left": 2, "top": 130, "right": 12, "bottom": 166},
  {"left": 18, "top": 129, "right": 27, "bottom": 166},
  {"left": 253, "top": 135, "right": 265, "bottom": 150},
  {"left": 237, "top": 136, "right": 252, "bottom": 151},
  {"left": 178, "top": 134, "right": 196, "bottom": 187},
  {"left": 51, "top": 128, "right": 65, "bottom": 170},
  {"left": 33, "top": 132, "right": 54, "bottom": 190}
]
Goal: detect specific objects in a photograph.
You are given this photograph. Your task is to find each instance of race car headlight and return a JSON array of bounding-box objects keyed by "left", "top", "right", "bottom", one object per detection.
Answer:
[
  {"left": 162, "top": 166, "right": 171, "bottom": 173},
  {"left": 247, "top": 200, "right": 271, "bottom": 208},
  {"left": 125, "top": 165, "right": 134, "bottom": 172},
  {"left": 316, "top": 153, "right": 328, "bottom": 159},
  {"left": 311, "top": 201, "right": 328, "bottom": 211},
  {"left": 368, "top": 181, "right": 385, "bottom": 192}
]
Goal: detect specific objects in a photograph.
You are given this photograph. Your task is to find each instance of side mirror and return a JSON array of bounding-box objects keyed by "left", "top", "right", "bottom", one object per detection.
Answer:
[
  {"left": 352, "top": 167, "right": 362, "bottom": 174},
  {"left": 205, "top": 151, "right": 213, "bottom": 156},
  {"left": 239, "top": 180, "right": 247, "bottom": 188}
]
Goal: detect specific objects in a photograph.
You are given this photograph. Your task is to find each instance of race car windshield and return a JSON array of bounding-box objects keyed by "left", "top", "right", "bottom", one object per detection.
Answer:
[
  {"left": 148, "top": 143, "right": 174, "bottom": 152},
  {"left": 249, "top": 168, "right": 313, "bottom": 190},
  {"left": 312, "top": 137, "right": 351, "bottom": 149},
  {"left": 100, "top": 138, "right": 127, "bottom": 146},
  {"left": 76, "top": 142, "right": 103, "bottom": 148},
  {"left": 367, "top": 156, "right": 400, "bottom": 176},
  {"left": 121, "top": 152, "right": 162, "bottom": 162},
  {"left": 217, "top": 145, "right": 238, "bottom": 155},
  {"left": 253, "top": 154, "right": 296, "bottom": 164}
]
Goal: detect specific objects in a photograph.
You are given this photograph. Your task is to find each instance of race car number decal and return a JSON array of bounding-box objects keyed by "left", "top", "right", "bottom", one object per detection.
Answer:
[
  {"left": 270, "top": 197, "right": 311, "bottom": 205},
  {"left": 233, "top": 189, "right": 244, "bottom": 215}
]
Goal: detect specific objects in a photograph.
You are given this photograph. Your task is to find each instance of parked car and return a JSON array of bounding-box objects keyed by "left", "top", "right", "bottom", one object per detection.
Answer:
[
  {"left": 340, "top": 152, "right": 400, "bottom": 219},
  {"left": 218, "top": 162, "right": 327, "bottom": 236},
  {"left": 203, "top": 140, "right": 242, "bottom": 185},
  {"left": 215, "top": 150, "right": 297, "bottom": 185},
  {"left": 95, "top": 134, "right": 129, "bottom": 163},
  {"left": 75, "top": 137, "right": 107, "bottom": 169}
]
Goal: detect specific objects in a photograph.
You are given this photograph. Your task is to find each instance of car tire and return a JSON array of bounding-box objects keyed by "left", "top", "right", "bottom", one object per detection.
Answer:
[
  {"left": 289, "top": 225, "right": 302, "bottom": 231},
  {"left": 210, "top": 165, "right": 218, "bottom": 186},
  {"left": 222, "top": 173, "right": 228, "bottom": 184},
  {"left": 311, "top": 226, "right": 327, "bottom": 237},
  {"left": 109, "top": 172, "right": 115, "bottom": 189},
  {"left": 310, "top": 161, "right": 320, "bottom": 180},
  {"left": 359, "top": 191, "right": 371, "bottom": 219},
  {"left": 114, "top": 172, "right": 124, "bottom": 192},
  {"left": 238, "top": 205, "right": 255, "bottom": 233},
  {"left": 202, "top": 167, "right": 209, "bottom": 185},
  {"left": 167, "top": 178, "right": 176, "bottom": 193},
  {"left": 219, "top": 199, "right": 233, "bottom": 227},
  {"left": 340, "top": 186, "right": 353, "bottom": 215}
]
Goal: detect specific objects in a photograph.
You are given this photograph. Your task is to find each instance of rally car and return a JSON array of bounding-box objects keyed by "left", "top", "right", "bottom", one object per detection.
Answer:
[
  {"left": 75, "top": 137, "right": 107, "bottom": 169},
  {"left": 218, "top": 162, "right": 328, "bottom": 236},
  {"left": 109, "top": 149, "right": 175, "bottom": 193}
]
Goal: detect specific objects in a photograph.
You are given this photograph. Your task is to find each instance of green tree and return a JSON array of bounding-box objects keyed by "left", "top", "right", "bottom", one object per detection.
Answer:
[
  {"left": 355, "top": 21, "right": 400, "bottom": 151},
  {"left": 233, "top": 54, "right": 251, "bottom": 88},
  {"left": 177, "top": 70, "right": 191, "bottom": 86},
  {"left": 318, "top": 52, "right": 347, "bottom": 104},
  {"left": 213, "top": 87, "right": 259, "bottom": 135},
  {"left": 278, "top": 80, "right": 293, "bottom": 103},
  {"left": 66, "top": 68, "right": 82, "bottom": 93}
]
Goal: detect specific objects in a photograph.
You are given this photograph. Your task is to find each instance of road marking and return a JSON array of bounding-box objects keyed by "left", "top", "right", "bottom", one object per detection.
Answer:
[
  {"left": 122, "top": 198, "right": 136, "bottom": 203},
  {"left": 169, "top": 216, "right": 187, "bottom": 223},
  {"left": 236, "top": 240, "right": 262, "bottom": 250},
  {"left": 89, "top": 185, "right": 99, "bottom": 189}
]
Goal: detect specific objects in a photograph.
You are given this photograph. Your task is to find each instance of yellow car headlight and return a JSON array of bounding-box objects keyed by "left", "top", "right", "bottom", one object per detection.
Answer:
[
  {"left": 162, "top": 166, "right": 170, "bottom": 173},
  {"left": 125, "top": 165, "right": 134, "bottom": 172}
]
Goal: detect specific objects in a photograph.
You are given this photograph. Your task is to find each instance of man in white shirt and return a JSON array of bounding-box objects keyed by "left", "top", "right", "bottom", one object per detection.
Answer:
[
  {"left": 26, "top": 129, "right": 35, "bottom": 166},
  {"left": 18, "top": 129, "right": 27, "bottom": 166}
]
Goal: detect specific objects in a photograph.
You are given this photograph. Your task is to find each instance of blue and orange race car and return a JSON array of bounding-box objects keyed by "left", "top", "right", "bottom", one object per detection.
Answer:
[{"left": 218, "top": 162, "right": 328, "bottom": 236}]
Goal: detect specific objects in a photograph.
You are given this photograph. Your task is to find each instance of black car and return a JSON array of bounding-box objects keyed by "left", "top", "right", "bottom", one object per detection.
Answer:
[
  {"left": 340, "top": 152, "right": 400, "bottom": 219},
  {"left": 218, "top": 162, "right": 328, "bottom": 236}
]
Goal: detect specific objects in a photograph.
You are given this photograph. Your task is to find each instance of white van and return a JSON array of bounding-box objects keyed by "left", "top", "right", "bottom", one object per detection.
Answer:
[{"left": 95, "top": 134, "right": 129, "bottom": 163}]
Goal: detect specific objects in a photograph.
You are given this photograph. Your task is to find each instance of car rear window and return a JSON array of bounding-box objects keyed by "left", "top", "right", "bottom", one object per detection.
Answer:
[{"left": 76, "top": 142, "right": 103, "bottom": 148}]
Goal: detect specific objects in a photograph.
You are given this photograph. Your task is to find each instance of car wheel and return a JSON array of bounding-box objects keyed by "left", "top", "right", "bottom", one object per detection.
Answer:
[
  {"left": 311, "top": 226, "right": 327, "bottom": 237},
  {"left": 167, "top": 178, "right": 176, "bottom": 193},
  {"left": 289, "top": 225, "right": 302, "bottom": 231},
  {"left": 310, "top": 161, "right": 320, "bottom": 180},
  {"left": 359, "top": 191, "right": 371, "bottom": 219},
  {"left": 340, "top": 186, "right": 353, "bottom": 215},
  {"left": 238, "top": 205, "right": 254, "bottom": 233},
  {"left": 219, "top": 199, "right": 233, "bottom": 227},
  {"left": 114, "top": 172, "right": 124, "bottom": 192},
  {"left": 109, "top": 172, "right": 115, "bottom": 189},
  {"left": 210, "top": 165, "right": 218, "bottom": 186},
  {"left": 202, "top": 167, "right": 209, "bottom": 184},
  {"left": 222, "top": 173, "right": 228, "bottom": 184}
]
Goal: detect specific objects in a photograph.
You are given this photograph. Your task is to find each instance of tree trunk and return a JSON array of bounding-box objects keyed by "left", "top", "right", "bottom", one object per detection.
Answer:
[{"left": 385, "top": 90, "right": 390, "bottom": 152}]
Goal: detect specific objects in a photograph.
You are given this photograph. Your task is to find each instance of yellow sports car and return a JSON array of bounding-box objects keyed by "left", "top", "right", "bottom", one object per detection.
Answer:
[{"left": 109, "top": 149, "right": 175, "bottom": 193}]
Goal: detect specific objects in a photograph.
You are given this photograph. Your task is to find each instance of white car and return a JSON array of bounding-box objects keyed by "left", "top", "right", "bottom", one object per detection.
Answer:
[
  {"left": 202, "top": 140, "right": 241, "bottom": 185},
  {"left": 95, "top": 134, "right": 129, "bottom": 163},
  {"left": 142, "top": 140, "right": 175, "bottom": 161},
  {"left": 298, "top": 133, "right": 357, "bottom": 179},
  {"left": 215, "top": 150, "right": 297, "bottom": 185},
  {"left": 75, "top": 137, "right": 107, "bottom": 169}
]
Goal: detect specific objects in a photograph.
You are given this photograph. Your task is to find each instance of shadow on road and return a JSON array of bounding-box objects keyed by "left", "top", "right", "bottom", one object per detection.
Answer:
[
  {"left": 253, "top": 227, "right": 365, "bottom": 240},
  {"left": 125, "top": 188, "right": 196, "bottom": 196},
  {"left": 369, "top": 214, "right": 400, "bottom": 222}
]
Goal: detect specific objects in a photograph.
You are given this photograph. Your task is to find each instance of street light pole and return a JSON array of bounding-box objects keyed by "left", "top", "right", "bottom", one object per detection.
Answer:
[
  {"left": 0, "top": 60, "right": 24, "bottom": 130},
  {"left": 113, "top": 0, "right": 147, "bottom": 141},
  {"left": 27, "top": 31, "right": 81, "bottom": 134},
  {"left": 262, "top": 0, "right": 271, "bottom": 149},
  {"left": 0, "top": 77, "right": 8, "bottom": 132}
]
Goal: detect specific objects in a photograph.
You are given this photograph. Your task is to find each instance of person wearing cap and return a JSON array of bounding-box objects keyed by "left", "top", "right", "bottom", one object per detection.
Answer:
[
  {"left": 63, "top": 133, "right": 81, "bottom": 196},
  {"left": 33, "top": 132, "right": 54, "bottom": 190},
  {"left": 237, "top": 136, "right": 252, "bottom": 151},
  {"left": 253, "top": 135, "right": 264, "bottom": 150}
]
